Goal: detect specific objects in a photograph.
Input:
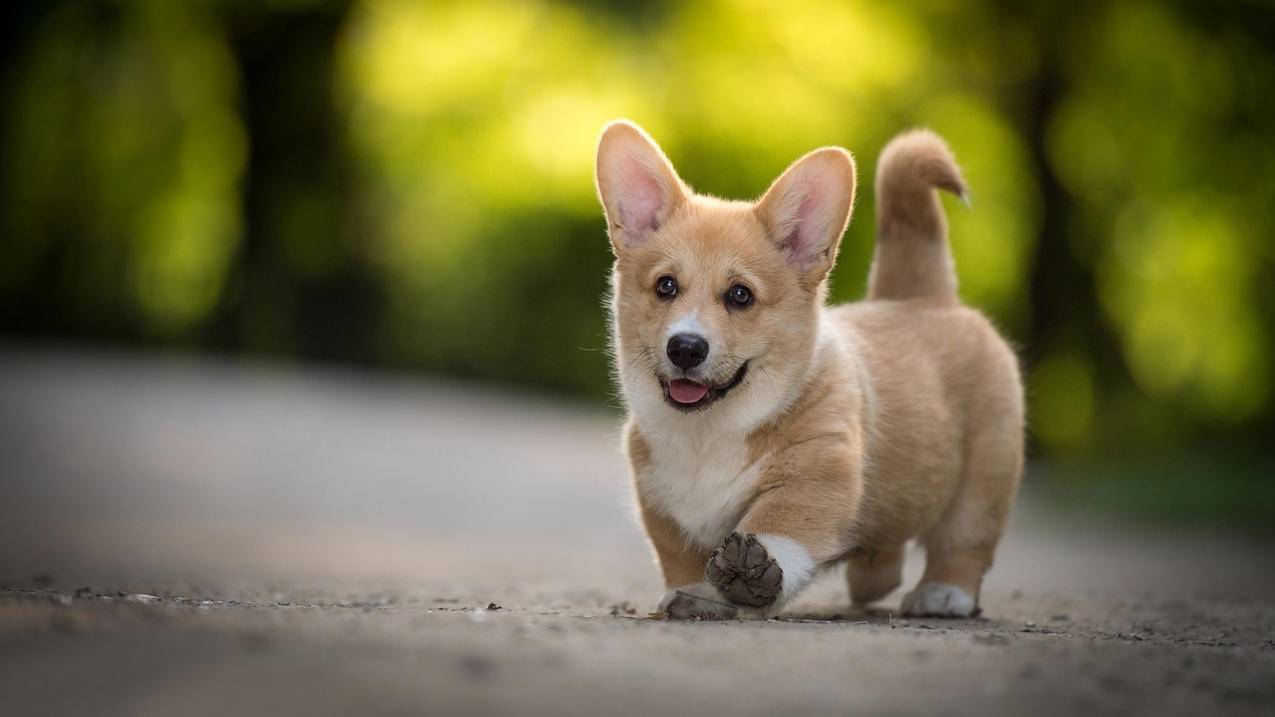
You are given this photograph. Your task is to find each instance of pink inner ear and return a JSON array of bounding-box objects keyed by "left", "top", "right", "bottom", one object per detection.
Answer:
[
  {"left": 612, "top": 147, "right": 673, "bottom": 237},
  {"left": 779, "top": 181, "right": 830, "bottom": 268},
  {"left": 619, "top": 167, "right": 666, "bottom": 235}
]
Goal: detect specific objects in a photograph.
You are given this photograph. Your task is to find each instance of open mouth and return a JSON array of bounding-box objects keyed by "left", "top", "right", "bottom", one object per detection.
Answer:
[{"left": 661, "top": 361, "right": 749, "bottom": 411}]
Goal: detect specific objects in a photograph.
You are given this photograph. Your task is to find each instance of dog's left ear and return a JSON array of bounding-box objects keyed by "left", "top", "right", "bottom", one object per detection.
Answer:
[{"left": 754, "top": 147, "right": 857, "bottom": 282}]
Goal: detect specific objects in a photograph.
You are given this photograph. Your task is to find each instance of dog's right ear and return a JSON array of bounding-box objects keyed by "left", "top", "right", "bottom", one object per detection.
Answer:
[{"left": 595, "top": 120, "right": 687, "bottom": 255}]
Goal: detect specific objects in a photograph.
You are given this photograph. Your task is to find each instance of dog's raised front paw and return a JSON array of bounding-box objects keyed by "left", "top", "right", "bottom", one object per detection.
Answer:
[{"left": 705, "top": 532, "right": 783, "bottom": 608}]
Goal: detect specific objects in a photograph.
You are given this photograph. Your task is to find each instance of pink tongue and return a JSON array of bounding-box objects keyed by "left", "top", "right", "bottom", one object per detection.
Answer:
[{"left": 669, "top": 380, "right": 709, "bottom": 404}]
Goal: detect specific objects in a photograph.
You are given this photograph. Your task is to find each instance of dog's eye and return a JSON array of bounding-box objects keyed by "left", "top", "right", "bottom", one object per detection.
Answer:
[
  {"left": 655, "top": 275, "right": 678, "bottom": 299},
  {"left": 726, "top": 284, "right": 754, "bottom": 308}
]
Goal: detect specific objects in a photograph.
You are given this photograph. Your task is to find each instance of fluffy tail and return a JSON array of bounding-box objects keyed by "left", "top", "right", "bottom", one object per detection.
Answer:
[{"left": 866, "top": 129, "right": 967, "bottom": 302}]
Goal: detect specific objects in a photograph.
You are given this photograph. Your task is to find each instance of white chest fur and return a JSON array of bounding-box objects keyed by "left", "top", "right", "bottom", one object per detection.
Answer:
[{"left": 633, "top": 422, "right": 764, "bottom": 551}]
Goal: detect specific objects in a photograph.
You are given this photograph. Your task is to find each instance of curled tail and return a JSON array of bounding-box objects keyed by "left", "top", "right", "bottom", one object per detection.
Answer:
[{"left": 867, "top": 129, "right": 967, "bottom": 302}]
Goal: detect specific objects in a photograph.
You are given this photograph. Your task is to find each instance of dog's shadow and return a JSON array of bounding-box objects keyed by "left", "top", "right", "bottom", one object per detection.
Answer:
[
  {"left": 777, "top": 603, "right": 996, "bottom": 630},
  {"left": 777, "top": 604, "right": 893, "bottom": 624}
]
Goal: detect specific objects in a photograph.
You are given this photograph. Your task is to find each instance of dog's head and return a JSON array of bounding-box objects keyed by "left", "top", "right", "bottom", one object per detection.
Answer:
[{"left": 595, "top": 120, "right": 856, "bottom": 426}]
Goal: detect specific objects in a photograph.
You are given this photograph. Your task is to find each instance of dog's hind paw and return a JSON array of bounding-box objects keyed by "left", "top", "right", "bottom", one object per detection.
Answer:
[
  {"left": 705, "top": 532, "right": 783, "bottom": 608},
  {"left": 900, "top": 582, "right": 977, "bottom": 618}
]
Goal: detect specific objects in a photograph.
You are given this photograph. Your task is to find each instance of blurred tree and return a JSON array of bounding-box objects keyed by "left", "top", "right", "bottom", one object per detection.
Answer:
[
  {"left": 2, "top": 0, "right": 1273, "bottom": 470},
  {"left": 1, "top": 0, "right": 245, "bottom": 340},
  {"left": 208, "top": 0, "right": 384, "bottom": 363}
]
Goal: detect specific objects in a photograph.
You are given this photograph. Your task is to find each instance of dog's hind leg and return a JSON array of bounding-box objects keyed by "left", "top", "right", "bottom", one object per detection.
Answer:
[
  {"left": 846, "top": 544, "right": 905, "bottom": 607},
  {"left": 902, "top": 419, "right": 1023, "bottom": 618}
]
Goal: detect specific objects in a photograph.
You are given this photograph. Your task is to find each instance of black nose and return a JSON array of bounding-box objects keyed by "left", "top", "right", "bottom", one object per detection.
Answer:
[{"left": 666, "top": 333, "right": 709, "bottom": 369}]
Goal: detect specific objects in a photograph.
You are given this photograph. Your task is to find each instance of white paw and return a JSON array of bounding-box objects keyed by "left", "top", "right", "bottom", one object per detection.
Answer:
[
  {"left": 754, "top": 534, "right": 816, "bottom": 601},
  {"left": 900, "top": 582, "right": 976, "bottom": 618}
]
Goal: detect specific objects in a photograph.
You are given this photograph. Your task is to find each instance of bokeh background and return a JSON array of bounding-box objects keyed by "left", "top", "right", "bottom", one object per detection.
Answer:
[{"left": 2, "top": 0, "right": 1273, "bottom": 531}]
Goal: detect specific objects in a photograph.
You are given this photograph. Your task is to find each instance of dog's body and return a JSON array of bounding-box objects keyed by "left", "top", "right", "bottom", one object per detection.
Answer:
[{"left": 596, "top": 122, "right": 1023, "bottom": 619}]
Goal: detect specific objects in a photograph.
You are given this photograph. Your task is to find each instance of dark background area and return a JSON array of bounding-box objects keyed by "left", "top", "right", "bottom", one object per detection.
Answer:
[{"left": 3, "top": 0, "right": 1274, "bottom": 530}]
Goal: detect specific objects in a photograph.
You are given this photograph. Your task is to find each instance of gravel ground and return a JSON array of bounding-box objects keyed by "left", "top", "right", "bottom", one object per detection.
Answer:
[{"left": 1, "top": 347, "right": 1273, "bottom": 716}]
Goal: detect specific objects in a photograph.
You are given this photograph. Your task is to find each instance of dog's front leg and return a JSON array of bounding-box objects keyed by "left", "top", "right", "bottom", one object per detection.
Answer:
[
  {"left": 706, "top": 450, "right": 862, "bottom": 614},
  {"left": 635, "top": 494, "right": 741, "bottom": 619}
]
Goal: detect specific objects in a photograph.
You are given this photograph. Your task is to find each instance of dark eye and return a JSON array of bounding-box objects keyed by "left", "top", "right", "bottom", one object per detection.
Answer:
[
  {"left": 655, "top": 275, "right": 678, "bottom": 299},
  {"left": 726, "top": 284, "right": 754, "bottom": 308}
]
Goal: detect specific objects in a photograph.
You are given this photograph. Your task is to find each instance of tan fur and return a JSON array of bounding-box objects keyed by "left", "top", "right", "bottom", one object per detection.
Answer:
[
  {"left": 596, "top": 121, "right": 1023, "bottom": 616},
  {"left": 869, "top": 129, "right": 968, "bottom": 302}
]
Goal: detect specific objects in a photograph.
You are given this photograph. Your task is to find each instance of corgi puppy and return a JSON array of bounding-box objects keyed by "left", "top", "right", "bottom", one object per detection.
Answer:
[{"left": 595, "top": 121, "right": 1023, "bottom": 619}]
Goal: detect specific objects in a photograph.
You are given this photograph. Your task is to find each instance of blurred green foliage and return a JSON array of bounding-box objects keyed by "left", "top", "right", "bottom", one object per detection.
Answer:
[
  {"left": 3, "top": 0, "right": 1274, "bottom": 462},
  {"left": 1035, "top": 450, "right": 1275, "bottom": 537}
]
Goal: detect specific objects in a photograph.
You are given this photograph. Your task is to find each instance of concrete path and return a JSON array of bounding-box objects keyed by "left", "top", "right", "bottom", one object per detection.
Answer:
[{"left": 1, "top": 348, "right": 1272, "bottom": 715}]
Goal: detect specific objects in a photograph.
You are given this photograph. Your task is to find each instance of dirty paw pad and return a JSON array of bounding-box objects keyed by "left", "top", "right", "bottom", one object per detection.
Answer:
[
  {"left": 662, "top": 589, "right": 738, "bottom": 621},
  {"left": 705, "top": 532, "right": 783, "bottom": 608}
]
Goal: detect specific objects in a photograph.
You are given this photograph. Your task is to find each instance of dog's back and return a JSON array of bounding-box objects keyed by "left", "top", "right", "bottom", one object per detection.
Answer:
[
  {"left": 831, "top": 301, "right": 1022, "bottom": 549},
  {"left": 830, "top": 130, "right": 1024, "bottom": 579}
]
